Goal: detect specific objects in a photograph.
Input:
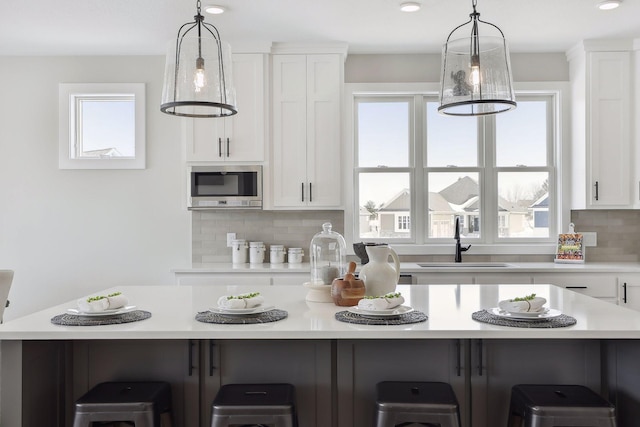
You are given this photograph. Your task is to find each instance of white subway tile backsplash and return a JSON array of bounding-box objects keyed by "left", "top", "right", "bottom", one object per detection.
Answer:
[{"left": 192, "top": 210, "right": 344, "bottom": 264}]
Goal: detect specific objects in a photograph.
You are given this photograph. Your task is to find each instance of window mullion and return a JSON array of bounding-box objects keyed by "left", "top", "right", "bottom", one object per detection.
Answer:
[
  {"left": 413, "top": 95, "right": 425, "bottom": 244},
  {"left": 482, "top": 115, "right": 498, "bottom": 244}
]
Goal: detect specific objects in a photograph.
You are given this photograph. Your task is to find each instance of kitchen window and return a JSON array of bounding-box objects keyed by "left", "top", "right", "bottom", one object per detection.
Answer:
[{"left": 348, "top": 82, "right": 567, "bottom": 254}]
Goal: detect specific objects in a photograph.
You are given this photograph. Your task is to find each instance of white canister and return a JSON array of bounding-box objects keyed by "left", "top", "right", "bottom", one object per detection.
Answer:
[
  {"left": 249, "top": 241, "right": 266, "bottom": 264},
  {"left": 231, "top": 239, "right": 248, "bottom": 264},
  {"left": 270, "top": 245, "right": 286, "bottom": 264},
  {"left": 288, "top": 248, "right": 304, "bottom": 264}
]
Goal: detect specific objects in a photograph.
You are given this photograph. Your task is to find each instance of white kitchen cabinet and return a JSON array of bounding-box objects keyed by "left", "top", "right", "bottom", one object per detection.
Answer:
[
  {"left": 185, "top": 53, "right": 266, "bottom": 162},
  {"left": 413, "top": 272, "right": 475, "bottom": 285},
  {"left": 174, "top": 271, "right": 307, "bottom": 286},
  {"left": 532, "top": 272, "right": 618, "bottom": 304},
  {"left": 617, "top": 274, "right": 640, "bottom": 311},
  {"left": 473, "top": 273, "right": 533, "bottom": 284},
  {"left": 271, "top": 53, "right": 344, "bottom": 209},
  {"left": 569, "top": 41, "right": 633, "bottom": 209}
]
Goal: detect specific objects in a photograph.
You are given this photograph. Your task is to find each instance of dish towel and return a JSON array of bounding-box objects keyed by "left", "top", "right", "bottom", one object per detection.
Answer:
[
  {"left": 77, "top": 292, "right": 128, "bottom": 312},
  {"left": 498, "top": 295, "right": 546, "bottom": 313},
  {"left": 357, "top": 292, "right": 404, "bottom": 311},
  {"left": 217, "top": 292, "right": 264, "bottom": 309}
]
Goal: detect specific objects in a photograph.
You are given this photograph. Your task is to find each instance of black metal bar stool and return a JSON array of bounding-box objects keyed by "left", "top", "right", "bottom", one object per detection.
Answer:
[
  {"left": 72, "top": 381, "right": 173, "bottom": 427},
  {"left": 374, "top": 381, "right": 462, "bottom": 427},
  {"left": 210, "top": 383, "right": 298, "bottom": 427},
  {"left": 507, "top": 384, "right": 617, "bottom": 427}
]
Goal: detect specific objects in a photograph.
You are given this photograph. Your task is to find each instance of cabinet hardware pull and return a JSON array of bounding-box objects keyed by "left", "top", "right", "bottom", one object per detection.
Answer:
[
  {"left": 566, "top": 286, "right": 587, "bottom": 289},
  {"left": 455, "top": 339, "right": 461, "bottom": 377},
  {"left": 623, "top": 282, "right": 627, "bottom": 304},
  {"left": 595, "top": 181, "right": 599, "bottom": 201},
  {"left": 218, "top": 138, "right": 222, "bottom": 158},
  {"left": 226, "top": 138, "right": 230, "bottom": 157},
  {"left": 209, "top": 340, "right": 216, "bottom": 376},
  {"left": 301, "top": 182, "right": 304, "bottom": 202},
  {"left": 477, "top": 339, "right": 483, "bottom": 376},
  {"left": 309, "top": 183, "right": 312, "bottom": 202},
  {"left": 188, "top": 339, "right": 195, "bottom": 376}
]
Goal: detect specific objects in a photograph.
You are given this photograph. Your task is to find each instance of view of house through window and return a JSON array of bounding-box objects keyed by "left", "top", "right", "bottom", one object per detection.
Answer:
[{"left": 354, "top": 93, "right": 555, "bottom": 244}]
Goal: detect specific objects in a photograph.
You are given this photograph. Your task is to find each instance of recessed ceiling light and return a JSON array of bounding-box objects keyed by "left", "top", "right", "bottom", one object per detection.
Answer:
[
  {"left": 204, "top": 4, "right": 226, "bottom": 14},
  {"left": 597, "top": 0, "right": 621, "bottom": 10},
  {"left": 400, "top": 2, "right": 421, "bottom": 12}
]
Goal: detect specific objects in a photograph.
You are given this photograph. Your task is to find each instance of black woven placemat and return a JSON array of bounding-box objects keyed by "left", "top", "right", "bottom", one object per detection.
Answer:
[
  {"left": 195, "top": 309, "right": 288, "bottom": 324},
  {"left": 51, "top": 310, "right": 152, "bottom": 326},
  {"left": 472, "top": 309, "right": 577, "bottom": 328},
  {"left": 335, "top": 310, "right": 428, "bottom": 325}
]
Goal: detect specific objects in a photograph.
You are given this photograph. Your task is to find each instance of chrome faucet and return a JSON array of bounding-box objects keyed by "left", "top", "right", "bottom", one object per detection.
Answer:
[{"left": 454, "top": 217, "right": 471, "bottom": 263}]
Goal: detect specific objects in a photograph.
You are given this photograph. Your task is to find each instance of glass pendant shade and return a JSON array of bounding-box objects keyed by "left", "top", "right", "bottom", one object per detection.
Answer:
[
  {"left": 438, "top": 2, "right": 516, "bottom": 116},
  {"left": 161, "top": 5, "right": 237, "bottom": 118}
]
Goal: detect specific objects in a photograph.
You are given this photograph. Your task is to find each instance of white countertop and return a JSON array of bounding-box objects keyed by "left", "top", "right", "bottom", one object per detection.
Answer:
[{"left": 2, "top": 284, "right": 640, "bottom": 340}]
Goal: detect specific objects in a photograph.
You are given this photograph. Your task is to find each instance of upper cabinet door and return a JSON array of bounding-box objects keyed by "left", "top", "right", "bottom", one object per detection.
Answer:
[
  {"left": 185, "top": 53, "right": 266, "bottom": 162},
  {"left": 587, "top": 51, "right": 631, "bottom": 207},
  {"left": 271, "top": 53, "right": 343, "bottom": 209}
]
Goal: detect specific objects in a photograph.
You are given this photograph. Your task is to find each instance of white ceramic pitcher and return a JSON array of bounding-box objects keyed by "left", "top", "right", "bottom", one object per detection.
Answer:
[{"left": 359, "top": 245, "right": 400, "bottom": 297}]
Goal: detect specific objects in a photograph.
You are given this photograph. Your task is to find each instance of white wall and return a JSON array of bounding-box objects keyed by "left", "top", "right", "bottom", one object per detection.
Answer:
[
  {"left": 0, "top": 56, "right": 190, "bottom": 320},
  {"left": 345, "top": 52, "right": 570, "bottom": 82}
]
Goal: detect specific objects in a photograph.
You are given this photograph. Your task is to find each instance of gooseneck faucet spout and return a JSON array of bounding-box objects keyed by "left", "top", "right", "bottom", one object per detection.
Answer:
[{"left": 454, "top": 217, "right": 471, "bottom": 263}]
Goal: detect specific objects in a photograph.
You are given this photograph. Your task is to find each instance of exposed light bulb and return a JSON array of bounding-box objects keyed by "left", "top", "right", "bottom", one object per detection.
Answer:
[
  {"left": 470, "top": 54, "right": 481, "bottom": 86},
  {"left": 470, "top": 65, "right": 481, "bottom": 86},
  {"left": 194, "top": 57, "right": 206, "bottom": 92}
]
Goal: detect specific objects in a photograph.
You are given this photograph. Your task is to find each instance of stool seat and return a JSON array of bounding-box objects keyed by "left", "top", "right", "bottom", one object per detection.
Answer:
[
  {"left": 508, "top": 384, "right": 616, "bottom": 427},
  {"left": 375, "top": 381, "right": 461, "bottom": 427},
  {"left": 73, "top": 381, "right": 172, "bottom": 427},
  {"left": 211, "top": 383, "right": 298, "bottom": 427}
]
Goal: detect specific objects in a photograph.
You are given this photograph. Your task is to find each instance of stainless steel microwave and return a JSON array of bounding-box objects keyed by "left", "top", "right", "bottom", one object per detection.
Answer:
[{"left": 188, "top": 165, "right": 262, "bottom": 210}]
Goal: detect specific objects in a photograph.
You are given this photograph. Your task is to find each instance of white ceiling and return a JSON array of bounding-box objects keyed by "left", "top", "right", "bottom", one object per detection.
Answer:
[{"left": 0, "top": 0, "right": 638, "bottom": 56}]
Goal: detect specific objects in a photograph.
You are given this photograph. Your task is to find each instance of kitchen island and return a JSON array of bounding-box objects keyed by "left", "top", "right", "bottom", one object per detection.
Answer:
[{"left": 2, "top": 284, "right": 640, "bottom": 427}]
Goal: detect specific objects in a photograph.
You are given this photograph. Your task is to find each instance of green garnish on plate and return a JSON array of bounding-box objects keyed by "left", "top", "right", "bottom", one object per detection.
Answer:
[
  {"left": 511, "top": 293, "right": 536, "bottom": 302},
  {"left": 86, "top": 291, "right": 121, "bottom": 303},
  {"left": 363, "top": 292, "right": 402, "bottom": 299},
  {"left": 226, "top": 292, "right": 260, "bottom": 300}
]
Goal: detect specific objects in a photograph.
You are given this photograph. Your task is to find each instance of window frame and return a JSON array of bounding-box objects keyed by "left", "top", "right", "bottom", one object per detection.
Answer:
[
  {"left": 344, "top": 82, "right": 570, "bottom": 256},
  {"left": 58, "top": 83, "right": 146, "bottom": 169}
]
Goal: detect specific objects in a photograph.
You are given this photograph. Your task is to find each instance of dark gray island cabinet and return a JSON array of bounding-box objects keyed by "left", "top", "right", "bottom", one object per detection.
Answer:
[{"left": 2, "top": 284, "right": 640, "bottom": 427}]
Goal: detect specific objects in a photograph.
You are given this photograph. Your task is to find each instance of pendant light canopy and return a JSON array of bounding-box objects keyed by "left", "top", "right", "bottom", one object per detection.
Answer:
[
  {"left": 161, "top": 0, "right": 237, "bottom": 118},
  {"left": 438, "top": 0, "right": 516, "bottom": 116}
]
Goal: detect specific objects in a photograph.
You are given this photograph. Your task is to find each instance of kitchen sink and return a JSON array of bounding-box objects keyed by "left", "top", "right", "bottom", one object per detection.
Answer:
[{"left": 417, "top": 262, "right": 514, "bottom": 268}]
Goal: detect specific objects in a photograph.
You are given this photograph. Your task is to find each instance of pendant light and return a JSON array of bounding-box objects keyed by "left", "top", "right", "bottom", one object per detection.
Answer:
[
  {"left": 160, "top": 0, "right": 237, "bottom": 118},
  {"left": 438, "top": 0, "right": 516, "bottom": 116}
]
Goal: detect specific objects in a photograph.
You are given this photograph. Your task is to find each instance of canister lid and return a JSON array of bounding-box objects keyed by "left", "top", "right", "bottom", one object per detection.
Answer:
[
  {"left": 271, "top": 245, "right": 285, "bottom": 250},
  {"left": 288, "top": 247, "right": 303, "bottom": 253},
  {"left": 249, "top": 241, "right": 264, "bottom": 247}
]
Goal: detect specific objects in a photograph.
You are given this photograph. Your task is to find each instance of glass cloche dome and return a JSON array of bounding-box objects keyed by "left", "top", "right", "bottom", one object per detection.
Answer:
[{"left": 309, "top": 222, "right": 346, "bottom": 285}]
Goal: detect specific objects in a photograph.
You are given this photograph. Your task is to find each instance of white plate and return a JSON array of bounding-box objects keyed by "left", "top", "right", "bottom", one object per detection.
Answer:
[
  {"left": 502, "top": 307, "right": 550, "bottom": 318},
  {"left": 347, "top": 305, "right": 414, "bottom": 318},
  {"left": 489, "top": 307, "right": 562, "bottom": 321},
  {"left": 209, "top": 305, "right": 275, "bottom": 316},
  {"left": 67, "top": 305, "right": 137, "bottom": 317}
]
